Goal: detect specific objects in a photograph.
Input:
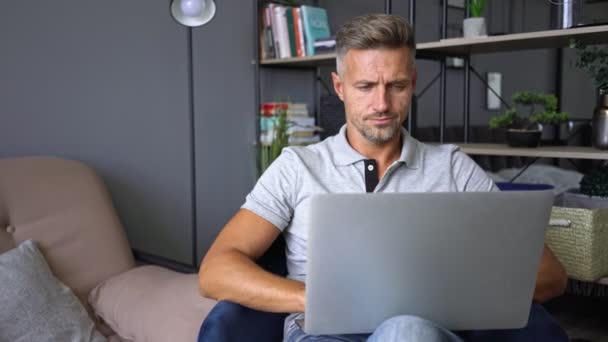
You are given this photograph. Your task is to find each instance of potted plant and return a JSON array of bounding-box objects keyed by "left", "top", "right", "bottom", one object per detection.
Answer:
[
  {"left": 489, "top": 92, "right": 570, "bottom": 147},
  {"left": 517, "top": 92, "right": 571, "bottom": 145},
  {"left": 558, "top": 164, "right": 608, "bottom": 208},
  {"left": 575, "top": 43, "right": 608, "bottom": 149},
  {"left": 579, "top": 164, "right": 608, "bottom": 201},
  {"left": 576, "top": 43, "right": 608, "bottom": 92},
  {"left": 258, "top": 106, "right": 290, "bottom": 176},
  {"left": 463, "top": 0, "right": 487, "bottom": 38},
  {"left": 258, "top": 103, "right": 323, "bottom": 176}
]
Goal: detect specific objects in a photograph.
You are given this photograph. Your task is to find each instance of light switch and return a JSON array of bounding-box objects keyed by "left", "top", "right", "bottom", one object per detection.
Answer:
[{"left": 486, "top": 72, "right": 502, "bottom": 110}]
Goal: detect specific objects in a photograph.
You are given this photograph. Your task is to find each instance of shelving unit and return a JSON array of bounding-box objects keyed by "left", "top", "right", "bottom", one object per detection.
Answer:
[
  {"left": 260, "top": 53, "right": 335, "bottom": 67},
  {"left": 418, "top": 24, "right": 608, "bottom": 55},
  {"left": 456, "top": 144, "right": 608, "bottom": 160},
  {"left": 257, "top": 19, "right": 608, "bottom": 157},
  {"left": 260, "top": 25, "right": 608, "bottom": 64}
]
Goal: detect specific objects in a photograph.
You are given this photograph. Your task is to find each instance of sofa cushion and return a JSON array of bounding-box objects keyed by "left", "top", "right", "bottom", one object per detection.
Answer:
[
  {"left": 89, "top": 265, "right": 216, "bottom": 342},
  {"left": 0, "top": 240, "right": 106, "bottom": 342},
  {"left": 0, "top": 225, "right": 15, "bottom": 254},
  {"left": 0, "top": 157, "right": 136, "bottom": 334}
]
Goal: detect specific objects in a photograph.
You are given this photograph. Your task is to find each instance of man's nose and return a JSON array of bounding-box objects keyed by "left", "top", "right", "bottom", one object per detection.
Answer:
[{"left": 372, "top": 86, "right": 389, "bottom": 113}]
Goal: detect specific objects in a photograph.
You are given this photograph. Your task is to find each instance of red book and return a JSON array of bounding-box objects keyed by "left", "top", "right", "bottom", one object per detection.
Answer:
[{"left": 292, "top": 8, "right": 304, "bottom": 57}]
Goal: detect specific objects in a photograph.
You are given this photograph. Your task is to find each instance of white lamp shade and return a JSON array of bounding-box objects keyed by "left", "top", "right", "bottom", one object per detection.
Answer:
[{"left": 171, "top": 0, "right": 216, "bottom": 27}]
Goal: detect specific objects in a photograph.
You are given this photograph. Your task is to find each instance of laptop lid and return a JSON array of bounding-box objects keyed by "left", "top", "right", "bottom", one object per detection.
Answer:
[{"left": 304, "top": 191, "right": 553, "bottom": 335}]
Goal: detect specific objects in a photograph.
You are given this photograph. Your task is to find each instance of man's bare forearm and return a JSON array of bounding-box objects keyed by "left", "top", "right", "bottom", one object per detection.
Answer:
[{"left": 199, "top": 250, "right": 305, "bottom": 313}]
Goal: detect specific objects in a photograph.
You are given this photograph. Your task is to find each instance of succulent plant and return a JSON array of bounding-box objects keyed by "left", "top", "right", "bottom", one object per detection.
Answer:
[
  {"left": 467, "top": 0, "right": 486, "bottom": 17},
  {"left": 488, "top": 92, "right": 569, "bottom": 130},
  {"left": 579, "top": 164, "right": 608, "bottom": 198},
  {"left": 575, "top": 42, "right": 608, "bottom": 91}
]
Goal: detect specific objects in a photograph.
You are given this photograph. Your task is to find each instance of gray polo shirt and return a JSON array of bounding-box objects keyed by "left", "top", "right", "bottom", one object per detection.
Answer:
[{"left": 242, "top": 125, "right": 497, "bottom": 282}]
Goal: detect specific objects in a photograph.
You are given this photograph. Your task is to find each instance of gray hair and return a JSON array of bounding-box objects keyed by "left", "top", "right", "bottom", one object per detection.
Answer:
[{"left": 335, "top": 14, "right": 416, "bottom": 75}]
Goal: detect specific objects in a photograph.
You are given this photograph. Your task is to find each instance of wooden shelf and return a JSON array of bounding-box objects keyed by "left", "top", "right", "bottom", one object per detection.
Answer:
[
  {"left": 418, "top": 24, "right": 608, "bottom": 55},
  {"left": 259, "top": 25, "right": 608, "bottom": 66},
  {"left": 260, "top": 53, "right": 335, "bottom": 67},
  {"left": 456, "top": 144, "right": 608, "bottom": 160}
]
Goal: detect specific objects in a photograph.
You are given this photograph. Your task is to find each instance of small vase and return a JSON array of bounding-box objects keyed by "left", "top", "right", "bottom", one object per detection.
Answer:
[
  {"left": 592, "top": 89, "right": 608, "bottom": 149},
  {"left": 463, "top": 17, "right": 487, "bottom": 38}
]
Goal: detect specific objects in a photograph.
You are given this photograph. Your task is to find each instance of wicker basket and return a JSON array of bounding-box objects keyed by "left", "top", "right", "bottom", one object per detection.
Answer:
[{"left": 545, "top": 206, "right": 608, "bottom": 282}]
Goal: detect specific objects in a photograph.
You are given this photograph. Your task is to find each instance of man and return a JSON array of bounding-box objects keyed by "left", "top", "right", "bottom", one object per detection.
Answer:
[{"left": 199, "top": 14, "right": 568, "bottom": 341}]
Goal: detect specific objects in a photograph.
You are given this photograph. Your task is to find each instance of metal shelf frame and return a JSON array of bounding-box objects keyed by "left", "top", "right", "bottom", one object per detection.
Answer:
[{"left": 253, "top": 1, "right": 608, "bottom": 146}]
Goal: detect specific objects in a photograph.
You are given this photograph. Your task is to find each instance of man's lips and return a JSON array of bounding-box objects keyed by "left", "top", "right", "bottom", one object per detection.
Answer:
[{"left": 366, "top": 116, "right": 396, "bottom": 124}]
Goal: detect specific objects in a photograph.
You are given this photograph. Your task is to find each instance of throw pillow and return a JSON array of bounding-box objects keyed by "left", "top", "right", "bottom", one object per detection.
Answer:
[
  {"left": 89, "top": 265, "right": 217, "bottom": 342},
  {"left": 0, "top": 240, "right": 106, "bottom": 342}
]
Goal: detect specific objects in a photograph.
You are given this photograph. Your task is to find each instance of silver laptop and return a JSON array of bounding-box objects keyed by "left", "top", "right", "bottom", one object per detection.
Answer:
[{"left": 304, "top": 191, "right": 553, "bottom": 335}]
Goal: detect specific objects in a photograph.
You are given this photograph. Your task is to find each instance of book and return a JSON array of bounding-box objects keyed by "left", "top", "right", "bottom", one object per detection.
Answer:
[
  {"left": 288, "top": 135, "right": 321, "bottom": 145},
  {"left": 296, "top": 8, "right": 307, "bottom": 57},
  {"left": 300, "top": 5, "right": 331, "bottom": 56},
  {"left": 261, "top": 102, "right": 310, "bottom": 117},
  {"left": 287, "top": 116, "right": 316, "bottom": 135},
  {"left": 273, "top": 5, "right": 291, "bottom": 58},
  {"left": 268, "top": 4, "right": 281, "bottom": 59},
  {"left": 292, "top": 8, "right": 304, "bottom": 57},
  {"left": 314, "top": 36, "right": 335, "bottom": 54},
  {"left": 314, "top": 36, "right": 335, "bottom": 47},
  {"left": 260, "top": 5, "right": 275, "bottom": 59},
  {"left": 285, "top": 8, "right": 297, "bottom": 58}
]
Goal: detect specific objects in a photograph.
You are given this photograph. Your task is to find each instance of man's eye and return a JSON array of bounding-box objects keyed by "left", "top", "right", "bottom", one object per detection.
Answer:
[
  {"left": 391, "top": 84, "right": 407, "bottom": 91},
  {"left": 357, "top": 85, "right": 372, "bottom": 91}
]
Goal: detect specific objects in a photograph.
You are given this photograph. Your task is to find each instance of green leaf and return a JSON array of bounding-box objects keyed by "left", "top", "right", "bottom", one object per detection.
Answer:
[
  {"left": 580, "top": 164, "right": 608, "bottom": 198},
  {"left": 575, "top": 43, "right": 608, "bottom": 91}
]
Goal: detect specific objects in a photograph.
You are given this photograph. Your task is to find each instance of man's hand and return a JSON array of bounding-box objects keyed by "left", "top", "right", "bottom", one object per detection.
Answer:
[{"left": 533, "top": 245, "right": 568, "bottom": 303}]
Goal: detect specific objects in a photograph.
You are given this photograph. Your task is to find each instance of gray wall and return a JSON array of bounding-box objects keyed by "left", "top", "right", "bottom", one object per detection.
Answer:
[
  {"left": 192, "top": 0, "right": 256, "bottom": 262},
  {"left": 0, "top": 0, "right": 256, "bottom": 265}
]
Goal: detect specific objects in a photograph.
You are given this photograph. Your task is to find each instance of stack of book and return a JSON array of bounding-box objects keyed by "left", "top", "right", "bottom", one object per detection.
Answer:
[
  {"left": 260, "top": 102, "right": 321, "bottom": 146},
  {"left": 259, "top": 4, "right": 332, "bottom": 60},
  {"left": 313, "top": 36, "right": 336, "bottom": 55}
]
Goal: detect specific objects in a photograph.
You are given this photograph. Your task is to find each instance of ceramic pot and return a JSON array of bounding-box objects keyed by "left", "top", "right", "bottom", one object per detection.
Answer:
[
  {"left": 463, "top": 17, "right": 487, "bottom": 38},
  {"left": 506, "top": 129, "right": 541, "bottom": 148}
]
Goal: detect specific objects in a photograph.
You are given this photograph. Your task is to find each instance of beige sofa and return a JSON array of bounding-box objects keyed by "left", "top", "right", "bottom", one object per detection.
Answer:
[{"left": 0, "top": 156, "right": 217, "bottom": 341}]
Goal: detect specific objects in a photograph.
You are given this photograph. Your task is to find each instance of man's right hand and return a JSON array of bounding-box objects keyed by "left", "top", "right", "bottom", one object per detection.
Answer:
[{"left": 198, "top": 208, "right": 305, "bottom": 313}]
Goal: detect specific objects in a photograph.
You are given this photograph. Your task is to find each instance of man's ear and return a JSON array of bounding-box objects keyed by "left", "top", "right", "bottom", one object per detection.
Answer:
[{"left": 331, "top": 72, "right": 344, "bottom": 101}]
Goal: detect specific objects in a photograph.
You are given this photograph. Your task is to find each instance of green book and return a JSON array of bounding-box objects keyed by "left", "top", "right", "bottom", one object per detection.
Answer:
[
  {"left": 300, "top": 5, "right": 330, "bottom": 56},
  {"left": 285, "top": 7, "right": 297, "bottom": 58}
]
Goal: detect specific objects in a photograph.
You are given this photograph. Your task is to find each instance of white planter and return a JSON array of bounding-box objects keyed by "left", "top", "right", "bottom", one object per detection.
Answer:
[{"left": 463, "top": 17, "right": 487, "bottom": 38}]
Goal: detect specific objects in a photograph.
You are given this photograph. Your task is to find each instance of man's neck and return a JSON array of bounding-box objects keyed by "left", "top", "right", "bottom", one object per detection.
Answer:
[{"left": 346, "top": 129, "right": 403, "bottom": 171}]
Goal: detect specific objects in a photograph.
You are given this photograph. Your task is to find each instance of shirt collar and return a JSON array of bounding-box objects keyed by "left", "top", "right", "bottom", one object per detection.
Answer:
[{"left": 331, "top": 124, "right": 420, "bottom": 169}]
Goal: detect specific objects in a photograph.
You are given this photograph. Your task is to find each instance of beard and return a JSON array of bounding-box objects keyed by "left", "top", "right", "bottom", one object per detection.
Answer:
[{"left": 351, "top": 112, "right": 402, "bottom": 145}]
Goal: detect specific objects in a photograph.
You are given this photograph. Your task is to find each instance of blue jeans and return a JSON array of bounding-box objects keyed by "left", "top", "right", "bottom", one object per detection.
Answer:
[
  {"left": 284, "top": 313, "right": 463, "bottom": 342},
  {"left": 283, "top": 304, "right": 568, "bottom": 342}
]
